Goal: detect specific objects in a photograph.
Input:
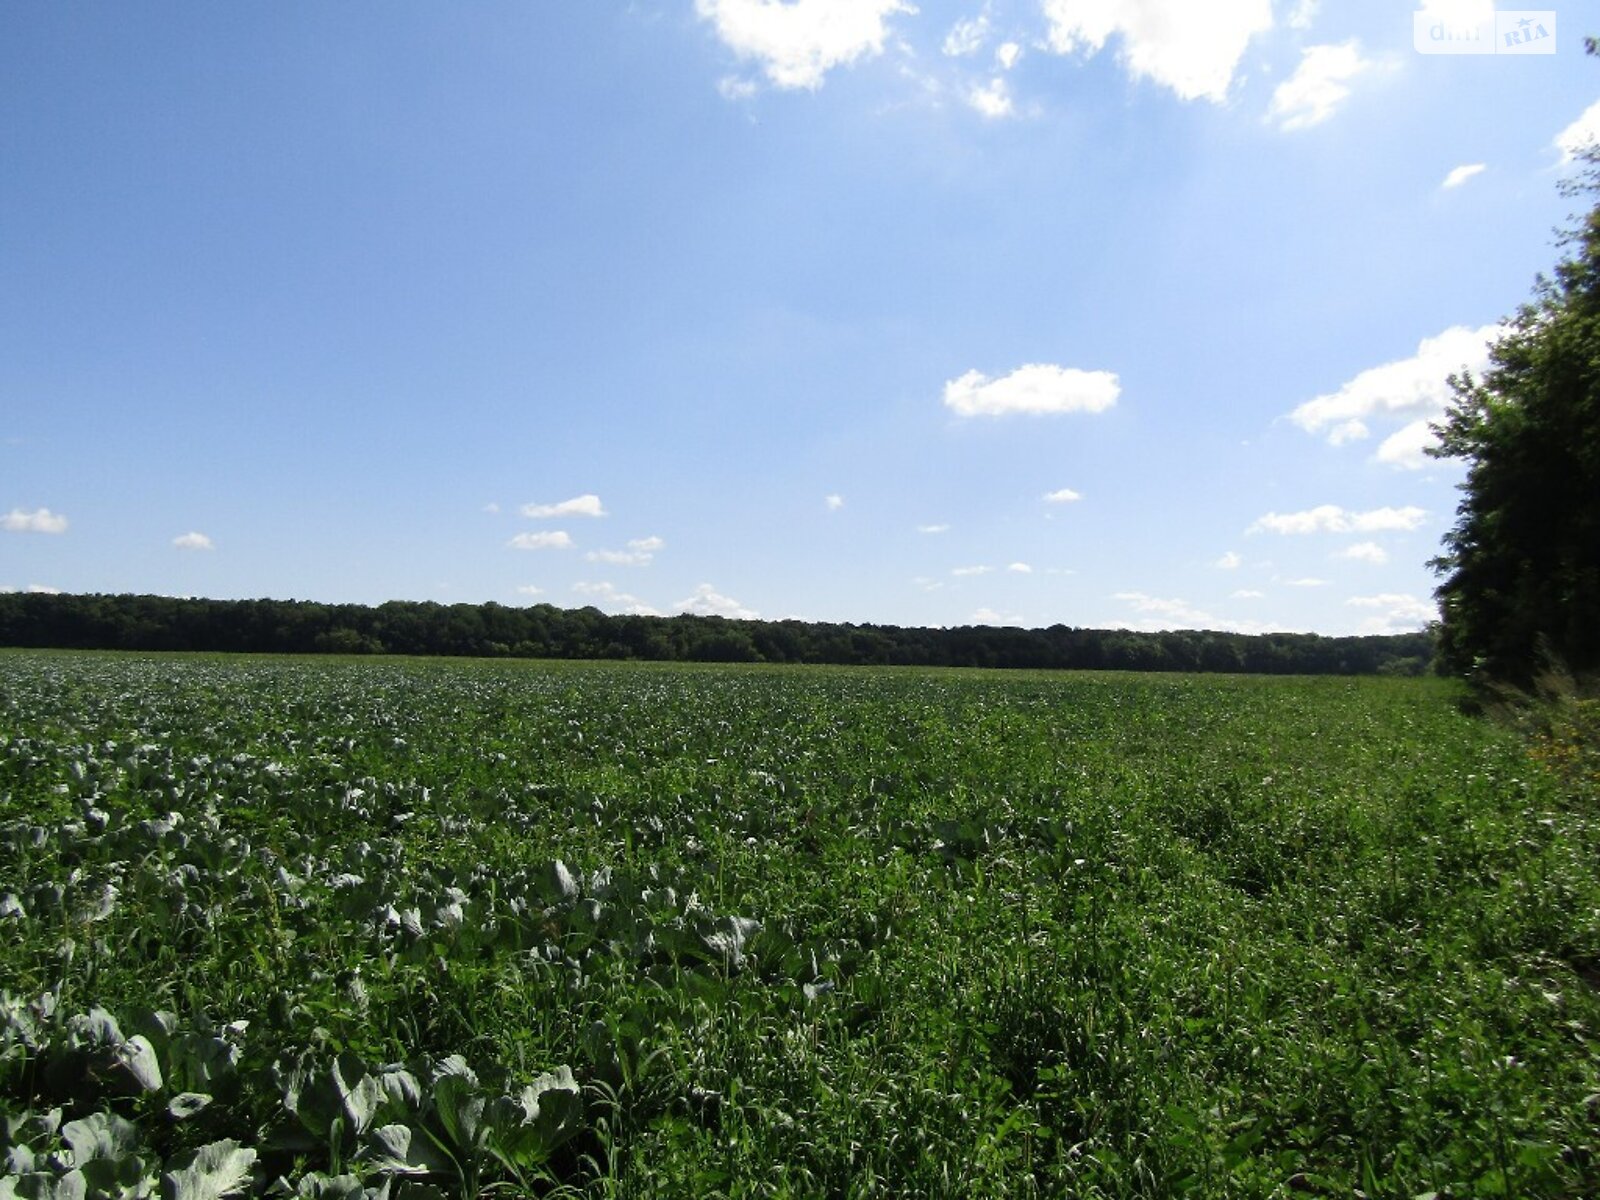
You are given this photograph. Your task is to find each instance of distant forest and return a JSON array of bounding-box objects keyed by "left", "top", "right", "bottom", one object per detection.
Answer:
[{"left": 0, "top": 592, "right": 1434, "bottom": 675}]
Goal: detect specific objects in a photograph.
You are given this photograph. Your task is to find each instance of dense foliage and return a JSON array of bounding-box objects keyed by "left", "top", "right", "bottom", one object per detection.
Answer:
[
  {"left": 3, "top": 652, "right": 1598, "bottom": 1196},
  {"left": 0, "top": 592, "right": 1434, "bottom": 676},
  {"left": 1431, "top": 90, "right": 1600, "bottom": 685}
]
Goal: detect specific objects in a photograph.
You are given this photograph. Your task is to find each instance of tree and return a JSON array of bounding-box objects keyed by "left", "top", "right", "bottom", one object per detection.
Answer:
[{"left": 1429, "top": 78, "right": 1600, "bottom": 685}]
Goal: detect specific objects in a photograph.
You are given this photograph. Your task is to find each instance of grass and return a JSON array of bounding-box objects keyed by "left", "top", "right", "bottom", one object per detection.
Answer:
[{"left": 2, "top": 651, "right": 1598, "bottom": 1197}]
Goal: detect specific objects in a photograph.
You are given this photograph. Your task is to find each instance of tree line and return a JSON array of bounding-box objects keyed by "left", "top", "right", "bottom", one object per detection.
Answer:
[{"left": 0, "top": 591, "right": 1434, "bottom": 675}]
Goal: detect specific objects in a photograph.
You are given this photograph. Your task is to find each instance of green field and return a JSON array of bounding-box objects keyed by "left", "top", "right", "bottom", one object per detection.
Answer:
[{"left": 3, "top": 652, "right": 1599, "bottom": 1197}]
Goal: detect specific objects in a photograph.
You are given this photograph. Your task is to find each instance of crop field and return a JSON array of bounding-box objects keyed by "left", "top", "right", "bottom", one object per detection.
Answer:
[{"left": 3, "top": 651, "right": 1599, "bottom": 1198}]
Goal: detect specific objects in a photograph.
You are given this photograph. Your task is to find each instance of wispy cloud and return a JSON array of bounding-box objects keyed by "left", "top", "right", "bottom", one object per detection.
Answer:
[
  {"left": 585, "top": 536, "right": 665, "bottom": 567},
  {"left": 2, "top": 508, "right": 69, "bottom": 534},
  {"left": 1442, "top": 162, "right": 1486, "bottom": 189},
  {"left": 172, "top": 531, "right": 214, "bottom": 551},
  {"left": 1041, "top": 0, "right": 1274, "bottom": 103},
  {"left": 942, "top": 13, "right": 989, "bottom": 57},
  {"left": 521, "top": 494, "right": 606, "bottom": 519},
  {"left": 966, "top": 77, "right": 1014, "bottom": 118},
  {"left": 1346, "top": 592, "right": 1436, "bottom": 633},
  {"left": 515, "top": 585, "right": 544, "bottom": 598},
  {"left": 945, "top": 364, "right": 1119, "bottom": 418},
  {"left": 952, "top": 565, "right": 994, "bottom": 577},
  {"left": 1213, "top": 550, "right": 1242, "bottom": 569},
  {"left": 917, "top": 523, "right": 950, "bottom": 534},
  {"left": 696, "top": 0, "right": 913, "bottom": 91},
  {"left": 508, "top": 531, "right": 574, "bottom": 551},
  {"left": 825, "top": 494, "right": 845, "bottom": 511},
  {"left": 1249, "top": 505, "right": 1426, "bottom": 535},
  {"left": 1556, "top": 99, "right": 1600, "bottom": 164},
  {"left": 1268, "top": 41, "right": 1370, "bottom": 132},
  {"left": 575, "top": 580, "right": 661, "bottom": 617}
]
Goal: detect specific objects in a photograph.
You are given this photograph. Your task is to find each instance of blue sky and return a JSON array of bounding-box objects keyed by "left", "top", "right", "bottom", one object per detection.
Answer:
[{"left": 3, "top": 0, "right": 1597, "bottom": 635}]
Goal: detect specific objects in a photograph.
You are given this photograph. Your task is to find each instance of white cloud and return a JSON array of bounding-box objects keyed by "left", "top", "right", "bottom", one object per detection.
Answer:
[
  {"left": 995, "top": 41, "right": 1021, "bottom": 70},
  {"left": 825, "top": 493, "right": 845, "bottom": 511},
  {"left": 1008, "top": 562, "right": 1033, "bottom": 574},
  {"left": 26, "top": 584, "right": 61, "bottom": 595},
  {"left": 1268, "top": 41, "right": 1370, "bottom": 132},
  {"left": 1288, "top": 325, "right": 1501, "bottom": 451},
  {"left": 482, "top": 502, "right": 501, "bottom": 514},
  {"left": 586, "top": 535, "right": 664, "bottom": 567},
  {"left": 1248, "top": 505, "right": 1427, "bottom": 535},
  {"left": 970, "top": 607, "right": 1023, "bottom": 626},
  {"left": 1346, "top": 592, "right": 1437, "bottom": 633},
  {"left": 1373, "top": 419, "right": 1440, "bottom": 470},
  {"left": 917, "top": 523, "right": 950, "bottom": 534},
  {"left": 1555, "top": 99, "right": 1600, "bottom": 164},
  {"left": 952, "top": 565, "right": 993, "bottom": 576},
  {"left": 676, "top": 582, "right": 759, "bottom": 620},
  {"left": 966, "top": 76, "right": 1014, "bottom": 118},
  {"left": 945, "top": 363, "right": 1119, "bottom": 417},
  {"left": 1231, "top": 589, "right": 1265, "bottom": 599},
  {"left": 943, "top": 13, "right": 989, "bottom": 57},
  {"left": 1043, "top": 487, "right": 1083, "bottom": 504},
  {"left": 2, "top": 508, "right": 69, "bottom": 534},
  {"left": 1281, "top": 577, "right": 1327, "bottom": 588},
  {"left": 717, "top": 75, "right": 759, "bottom": 100},
  {"left": 1041, "top": 0, "right": 1274, "bottom": 103},
  {"left": 515, "top": 585, "right": 545, "bottom": 598},
  {"left": 521, "top": 494, "right": 606, "bottom": 519},
  {"left": 1442, "top": 162, "right": 1486, "bottom": 189},
  {"left": 508, "top": 531, "right": 575, "bottom": 551},
  {"left": 575, "top": 581, "right": 662, "bottom": 617},
  {"left": 172, "top": 532, "right": 214, "bottom": 552},
  {"left": 1336, "top": 541, "right": 1388, "bottom": 564},
  {"left": 587, "top": 549, "right": 652, "bottom": 566},
  {"left": 696, "top": 0, "right": 913, "bottom": 91},
  {"left": 1214, "top": 551, "right": 1242, "bottom": 570},
  {"left": 1288, "top": 0, "right": 1318, "bottom": 30}
]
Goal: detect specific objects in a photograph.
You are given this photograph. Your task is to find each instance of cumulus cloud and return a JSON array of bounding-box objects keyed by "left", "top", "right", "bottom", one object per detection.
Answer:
[
  {"left": 1442, "top": 162, "right": 1486, "bottom": 189},
  {"left": 1008, "top": 562, "right": 1033, "bottom": 574},
  {"left": 966, "top": 76, "right": 1014, "bottom": 118},
  {"left": 1346, "top": 592, "right": 1437, "bottom": 633},
  {"left": 696, "top": 0, "right": 913, "bottom": 90},
  {"left": 575, "top": 581, "right": 661, "bottom": 617},
  {"left": 1555, "top": 99, "right": 1600, "bottom": 164},
  {"left": 1041, "top": 0, "right": 1273, "bottom": 103},
  {"left": 172, "top": 532, "right": 214, "bottom": 551},
  {"left": 945, "top": 364, "right": 1119, "bottom": 417},
  {"left": 521, "top": 494, "right": 606, "bottom": 519},
  {"left": 676, "top": 582, "right": 759, "bottom": 620},
  {"left": 1288, "top": 324, "right": 1500, "bottom": 464},
  {"left": 508, "top": 531, "right": 574, "bottom": 551},
  {"left": 1043, "top": 487, "right": 1083, "bottom": 504},
  {"left": 825, "top": 494, "right": 845, "bottom": 511},
  {"left": 3, "top": 508, "right": 69, "bottom": 534},
  {"left": 1267, "top": 41, "right": 1370, "bottom": 132},
  {"left": 1248, "top": 505, "right": 1426, "bottom": 535},
  {"left": 26, "top": 584, "right": 61, "bottom": 595},
  {"left": 1336, "top": 541, "right": 1389, "bottom": 564},
  {"left": 917, "top": 523, "right": 950, "bottom": 534},
  {"left": 943, "top": 13, "right": 989, "bottom": 56},
  {"left": 1114, "top": 590, "right": 1288, "bottom": 634},
  {"left": 995, "top": 41, "right": 1021, "bottom": 70},
  {"left": 1214, "top": 551, "right": 1242, "bottom": 569}
]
